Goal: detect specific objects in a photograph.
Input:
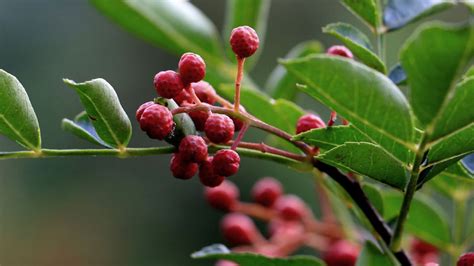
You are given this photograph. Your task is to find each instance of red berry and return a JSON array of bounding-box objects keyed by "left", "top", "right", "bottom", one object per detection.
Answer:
[
  {"left": 411, "top": 239, "right": 438, "bottom": 256},
  {"left": 139, "top": 104, "right": 174, "bottom": 140},
  {"left": 212, "top": 149, "right": 240, "bottom": 177},
  {"left": 170, "top": 153, "right": 198, "bottom": 180},
  {"left": 296, "top": 113, "right": 326, "bottom": 134},
  {"left": 204, "top": 180, "right": 239, "bottom": 211},
  {"left": 457, "top": 252, "right": 474, "bottom": 266},
  {"left": 205, "top": 114, "right": 235, "bottom": 144},
  {"left": 229, "top": 26, "right": 259, "bottom": 58},
  {"left": 252, "top": 177, "right": 283, "bottom": 207},
  {"left": 178, "top": 135, "right": 208, "bottom": 163},
  {"left": 178, "top": 52, "right": 206, "bottom": 85},
  {"left": 273, "top": 195, "right": 308, "bottom": 221},
  {"left": 173, "top": 89, "right": 193, "bottom": 105},
  {"left": 199, "top": 157, "right": 225, "bottom": 187},
  {"left": 188, "top": 110, "right": 210, "bottom": 131},
  {"left": 192, "top": 81, "right": 217, "bottom": 104},
  {"left": 323, "top": 240, "right": 359, "bottom": 266},
  {"left": 221, "top": 213, "right": 257, "bottom": 245},
  {"left": 154, "top": 70, "right": 184, "bottom": 99},
  {"left": 136, "top": 101, "right": 155, "bottom": 121},
  {"left": 327, "top": 45, "right": 353, "bottom": 59}
]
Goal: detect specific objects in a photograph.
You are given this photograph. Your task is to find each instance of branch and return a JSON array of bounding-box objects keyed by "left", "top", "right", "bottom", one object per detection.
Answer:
[{"left": 312, "top": 159, "right": 412, "bottom": 265}]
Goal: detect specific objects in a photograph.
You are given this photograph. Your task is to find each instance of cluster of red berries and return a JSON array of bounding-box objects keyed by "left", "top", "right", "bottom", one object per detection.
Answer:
[
  {"left": 204, "top": 177, "right": 359, "bottom": 266},
  {"left": 136, "top": 26, "right": 261, "bottom": 186},
  {"left": 136, "top": 55, "right": 240, "bottom": 187}
]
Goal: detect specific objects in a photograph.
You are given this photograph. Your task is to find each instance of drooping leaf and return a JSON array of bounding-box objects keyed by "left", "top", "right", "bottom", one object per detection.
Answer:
[
  {"left": 192, "top": 244, "right": 326, "bottom": 266},
  {"left": 388, "top": 64, "right": 407, "bottom": 85},
  {"left": 64, "top": 78, "right": 132, "bottom": 149},
  {"left": 429, "top": 161, "right": 474, "bottom": 198},
  {"left": 400, "top": 22, "right": 474, "bottom": 127},
  {"left": 267, "top": 41, "right": 324, "bottom": 100},
  {"left": 0, "top": 69, "right": 41, "bottom": 150},
  {"left": 62, "top": 111, "right": 111, "bottom": 148},
  {"left": 223, "top": 0, "right": 270, "bottom": 68},
  {"left": 317, "top": 142, "right": 409, "bottom": 189},
  {"left": 341, "top": 0, "right": 380, "bottom": 29},
  {"left": 382, "top": 192, "right": 451, "bottom": 249},
  {"left": 282, "top": 55, "right": 416, "bottom": 163},
  {"left": 356, "top": 241, "right": 397, "bottom": 266},
  {"left": 384, "top": 0, "right": 456, "bottom": 31},
  {"left": 90, "top": 0, "right": 235, "bottom": 86},
  {"left": 323, "top": 23, "right": 386, "bottom": 73},
  {"left": 293, "top": 125, "right": 372, "bottom": 150}
]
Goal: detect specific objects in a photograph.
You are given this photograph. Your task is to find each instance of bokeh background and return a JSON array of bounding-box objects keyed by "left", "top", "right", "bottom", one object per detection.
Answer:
[{"left": 0, "top": 1, "right": 470, "bottom": 265}]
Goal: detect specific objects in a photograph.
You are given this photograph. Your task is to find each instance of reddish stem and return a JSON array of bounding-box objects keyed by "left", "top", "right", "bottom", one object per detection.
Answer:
[
  {"left": 234, "top": 202, "right": 275, "bottom": 221},
  {"left": 172, "top": 104, "right": 313, "bottom": 155},
  {"left": 234, "top": 57, "right": 245, "bottom": 112},
  {"left": 230, "top": 141, "right": 307, "bottom": 162},
  {"left": 186, "top": 84, "right": 201, "bottom": 104},
  {"left": 231, "top": 123, "right": 249, "bottom": 150}
]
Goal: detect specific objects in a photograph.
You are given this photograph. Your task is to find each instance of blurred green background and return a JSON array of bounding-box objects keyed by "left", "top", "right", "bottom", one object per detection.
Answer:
[{"left": 0, "top": 1, "right": 469, "bottom": 265}]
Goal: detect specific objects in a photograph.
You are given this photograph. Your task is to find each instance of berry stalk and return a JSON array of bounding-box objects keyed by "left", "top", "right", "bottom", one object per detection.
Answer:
[{"left": 234, "top": 57, "right": 245, "bottom": 112}]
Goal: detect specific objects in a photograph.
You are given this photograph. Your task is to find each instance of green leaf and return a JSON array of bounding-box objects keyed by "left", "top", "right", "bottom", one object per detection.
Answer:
[
  {"left": 293, "top": 125, "right": 372, "bottom": 150},
  {"left": 323, "top": 23, "right": 386, "bottom": 73},
  {"left": 282, "top": 55, "right": 416, "bottom": 163},
  {"left": 0, "top": 69, "right": 41, "bottom": 150},
  {"left": 192, "top": 244, "right": 326, "bottom": 266},
  {"left": 382, "top": 192, "right": 451, "bottom": 249},
  {"left": 317, "top": 142, "right": 409, "bottom": 189},
  {"left": 400, "top": 22, "right": 474, "bottom": 127},
  {"left": 223, "top": 0, "right": 270, "bottom": 68},
  {"left": 91, "top": 0, "right": 222, "bottom": 59},
  {"left": 64, "top": 78, "right": 132, "bottom": 149},
  {"left": 341, "top": 0, "right": 380, "bottom": 29},
  {"left": 429, "top": 162, "right": 474, "bottom": 198},
  {"left": 424, "top": 78, "right": 474, "bottom": 165},
  {"left": 383, "top": 0, "right": 456, "bottom": 31},
  {"left": 267, "top": 41, "right": 324, "bottom": 100},
  {"left": 356, "top": 242, "right": 397, "bottom": 266},
  {"left": 362, "top": 183, "right": 385, "bottom": 216},
  {"left": 62, "top": 111, "right": 111, "bottom": 148},
  {"left": 90, "top": 0, "right": 235, "bottom": 86}
]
